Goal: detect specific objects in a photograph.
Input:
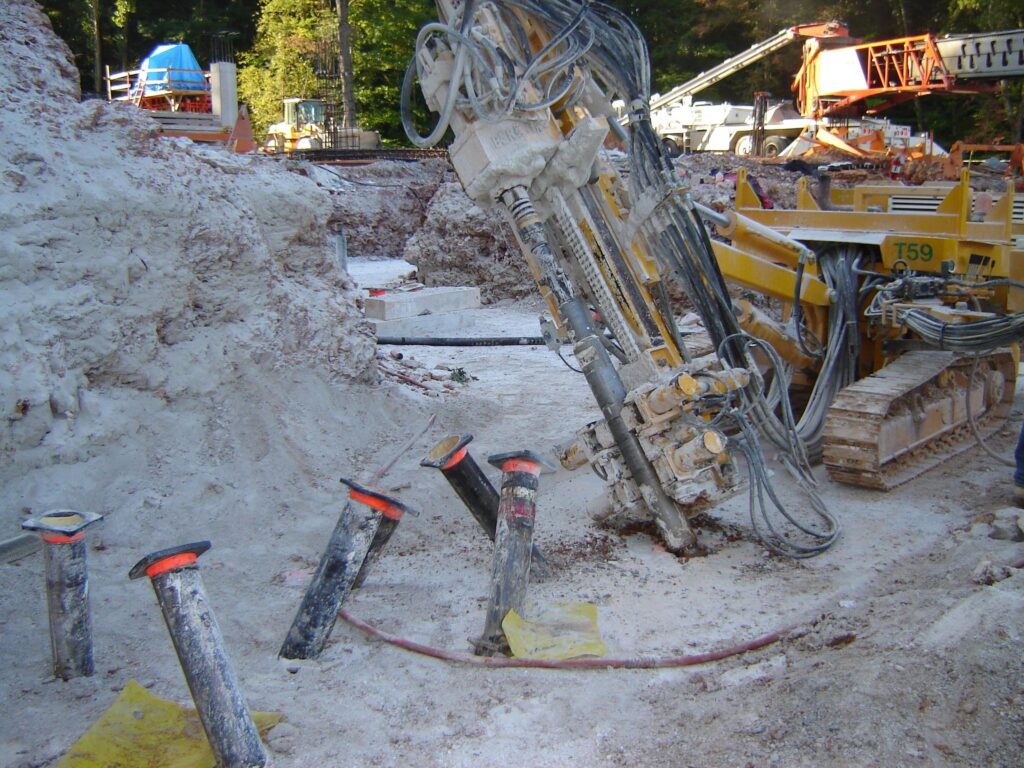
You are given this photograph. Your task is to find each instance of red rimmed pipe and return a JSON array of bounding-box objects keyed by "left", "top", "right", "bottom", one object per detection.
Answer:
[
  {"left": 421, "top": 435, "right": 551, "bottom": 578},
  {"left": 129, "top": 541, "right": 268, "bottom": 768},
  {"left": 22, "top": 509, "right": 103, "bottom": 680},
  {"left": 279, "top": 479, "right": 419, "bottom": 660},
  {"left": 475, "top": 450, "right": 551, "bottom": 656}
]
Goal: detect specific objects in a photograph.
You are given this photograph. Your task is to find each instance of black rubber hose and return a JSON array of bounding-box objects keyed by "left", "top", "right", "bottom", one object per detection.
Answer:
[{"left": 376, "top": 336, "right": 549, "bottom": 347}]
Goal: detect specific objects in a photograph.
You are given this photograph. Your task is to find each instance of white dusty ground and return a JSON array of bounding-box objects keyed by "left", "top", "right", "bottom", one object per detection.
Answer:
[{"left": 3, "top": 2, "right": 1024, "bottom": 767}]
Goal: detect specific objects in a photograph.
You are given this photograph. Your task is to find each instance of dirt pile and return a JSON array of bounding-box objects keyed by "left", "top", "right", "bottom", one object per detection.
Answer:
[
  {"left": 313, "top": 159, "right": 449, "bottom": 258},
  {"left": 402, "top": 182, "right": 532, "bottom": 302},
  {"left": 312, "top": 161, "right": 531, "bottom": 303},
  {"left": 676, "top": 151, "right": 896, "bottom": 211},
  {"left": 1, "top": 0, "right": 374, "bottom": 505}
]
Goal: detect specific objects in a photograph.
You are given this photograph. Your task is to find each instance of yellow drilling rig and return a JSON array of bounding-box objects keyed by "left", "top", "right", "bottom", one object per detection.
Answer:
[{"left": 402, "top": 1, "right": 1024, "bottom": 556}]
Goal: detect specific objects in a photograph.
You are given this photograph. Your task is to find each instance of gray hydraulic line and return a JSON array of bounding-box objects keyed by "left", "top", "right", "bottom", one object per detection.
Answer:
[
  {"left": 499, "top": 185, "right": 697, "bottom": 554},
  {"left": 693, "top": 202, "right": 730, "bottom": 229}
]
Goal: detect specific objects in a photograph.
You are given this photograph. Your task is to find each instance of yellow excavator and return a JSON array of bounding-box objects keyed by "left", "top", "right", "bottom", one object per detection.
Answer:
[
  {"left": 402, "top": 1, "right": 1024, "bottom": 556},
  {"left": 262, "top": 97, "right": 381, "bottom": 153}
]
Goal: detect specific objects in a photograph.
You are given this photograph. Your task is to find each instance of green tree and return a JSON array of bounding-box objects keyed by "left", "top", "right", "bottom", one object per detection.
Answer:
[
  {"left": 349, "top": 0, "right": 433, "bottom": 142},
  {"left": 238, "top": 0, "right": 432, "bottom": 143},
  {"left": 237, "top": 0, "right": 337, "bottom": 135},
  {"left": 41, "top": 0, "right": 106, "bottom": 93},
  {"left": 336, "top": 0, "right": 356, "bottom": 127}
]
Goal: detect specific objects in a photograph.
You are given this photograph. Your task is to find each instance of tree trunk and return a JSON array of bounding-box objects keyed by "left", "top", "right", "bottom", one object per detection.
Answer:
[
  {"left": 91, "top": 0, "right": 102, "bottom": 95},
  {"left": 891, "top": 0, "right": 926, "bottom": 132},
  {"left": 119, "top": 12, "right": 132, "bottom": 72},
  {"left": 335, "top": 0, "right": 356, "bottom": 129},
  {"left": 1006, "top": 82, "right": 1024, "bottom": 144},
  {"left": 1011, "top": 101, "right": 1024, "bottom": 145}
]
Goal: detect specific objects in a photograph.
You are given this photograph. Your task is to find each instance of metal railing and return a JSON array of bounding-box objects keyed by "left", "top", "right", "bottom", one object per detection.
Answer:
[{"left": 106, "top": 66, "right": 210, "bottom": 106}]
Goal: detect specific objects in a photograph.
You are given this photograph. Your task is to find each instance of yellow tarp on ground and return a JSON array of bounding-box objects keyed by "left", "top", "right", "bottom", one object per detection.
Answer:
[
  {"left": 503, "top": 602, "right": 608, "bottom": 660},
  {"left": 57, "top": 680, "right": 281, "bottom": 768}
]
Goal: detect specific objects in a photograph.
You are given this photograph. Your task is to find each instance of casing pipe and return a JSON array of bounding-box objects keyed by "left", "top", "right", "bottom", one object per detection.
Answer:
[
  {"left": 279, "top": 480, "right": 419, "bottom": 660},
  {"left": 22, "top": 510, "right": 103, "bottom": 681},
  {"left": 129, "top": 542, "right": 268, "bottom": 768},
  {"left": 421, "top": 434, "right": 549, "bottom": 577},
  {"left": 475, "top": 450, "right": 548, "bottom": 656}
]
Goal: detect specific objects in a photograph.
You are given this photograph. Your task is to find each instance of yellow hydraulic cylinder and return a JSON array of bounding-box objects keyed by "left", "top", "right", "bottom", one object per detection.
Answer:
[
  {"left": 735, "top": 300, "right": 820, "bottom": 373},
  {"left": 716, "top": 210, "right": 817, "bottom": 271}
]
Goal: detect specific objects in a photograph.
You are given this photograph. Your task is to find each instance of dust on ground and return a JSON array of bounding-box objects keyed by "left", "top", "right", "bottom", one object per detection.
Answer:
[{"left": 2, "top": 3, "right": 1023, "bottom": 767}]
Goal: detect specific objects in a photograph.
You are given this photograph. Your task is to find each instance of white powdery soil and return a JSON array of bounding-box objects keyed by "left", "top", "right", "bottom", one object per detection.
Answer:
[{"left": 2, "top": 3, "right": 1024, "bottom": 768}]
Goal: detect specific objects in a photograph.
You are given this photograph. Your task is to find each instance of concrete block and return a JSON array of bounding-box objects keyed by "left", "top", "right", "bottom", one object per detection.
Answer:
[
  {"left": 368, "top": 311, "right": 478, "bottom": 337},
  {"left": 363, "top": 287, "right": 480, "bottom": 321}
]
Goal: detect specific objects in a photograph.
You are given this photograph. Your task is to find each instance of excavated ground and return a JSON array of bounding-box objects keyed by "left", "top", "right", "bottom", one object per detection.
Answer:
[{"left": 2, "top": 3, "right": 1023, "bottom": 767}]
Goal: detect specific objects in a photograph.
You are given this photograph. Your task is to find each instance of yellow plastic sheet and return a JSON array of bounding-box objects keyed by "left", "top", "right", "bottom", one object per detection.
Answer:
[
  {"left": 502, "top": 602, "right": 608, "bottom": 660},
  {"left": 57, "top": 680, "right": 282, "bottom": 768}
]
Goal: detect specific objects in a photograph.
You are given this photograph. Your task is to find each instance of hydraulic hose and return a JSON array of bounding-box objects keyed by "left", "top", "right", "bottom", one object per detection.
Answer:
[
  {"left": 376, "top": 336, "right": 548, "bottom": 346},
  {"left": 341, "top": 609, "right": 797, "bottom": 669}
]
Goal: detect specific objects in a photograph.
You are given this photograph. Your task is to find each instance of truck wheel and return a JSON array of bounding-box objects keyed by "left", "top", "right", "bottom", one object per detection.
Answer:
[
  {"left": 732, "top": 135, "right": 752, "bottom": 155},
  {"left": 262, "top": 134, "right": 285, "bottom": 154},
  {"left": 762, "top": 136, "right": 788, "bottom": 157},
  {"left": 662, "top": 137, "right": 681, "bottom": 157}
]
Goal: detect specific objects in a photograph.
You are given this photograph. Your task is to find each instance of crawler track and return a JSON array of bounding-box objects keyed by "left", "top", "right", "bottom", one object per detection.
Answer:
[{"left": 823, "top": 349, "right": 1016, "bottom": 489}]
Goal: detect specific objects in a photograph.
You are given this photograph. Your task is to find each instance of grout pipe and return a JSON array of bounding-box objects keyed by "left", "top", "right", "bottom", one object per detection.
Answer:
[
  {"left": 129, "top": 541, "right": 268, "bottom": 768},
  {"left": 475, "top": 450, "right": 550, "bottom": 656},
  {"left": 280, "top": 480, "right": 419, "bottom": 660},
  {"left": 350, "top": 479, "right": 420, "bottom": 588},
  {"left": 22, "top": 510, "right": 103, "bottom": 680},
  {"left": 421, "top": 434, "right": 549, "bottom": 578}
]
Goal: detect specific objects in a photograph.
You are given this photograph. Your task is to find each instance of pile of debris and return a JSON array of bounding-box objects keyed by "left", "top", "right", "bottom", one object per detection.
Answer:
[
  {"left": 1, "top": 0, "right": 375, "bottom": 502},
  {"left": 311, "top": 160, "right": 449, "bottom": 259}
]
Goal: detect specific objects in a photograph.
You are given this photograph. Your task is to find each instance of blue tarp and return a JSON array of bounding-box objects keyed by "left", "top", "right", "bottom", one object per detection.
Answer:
[{"left": 137, "top": 43, "right": 208, "bottom": 95}]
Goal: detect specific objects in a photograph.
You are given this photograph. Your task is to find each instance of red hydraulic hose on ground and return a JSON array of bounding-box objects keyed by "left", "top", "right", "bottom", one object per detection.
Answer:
[{"left": 339, "top": 610, "right": 798, "bottom": 670}]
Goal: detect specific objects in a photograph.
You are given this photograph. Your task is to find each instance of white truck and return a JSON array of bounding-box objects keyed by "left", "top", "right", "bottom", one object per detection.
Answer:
[
  {"left": 647, "top": 22, "right": 848, "bottom": 156},
  {"left": 651, "top": 99, "right": 810, "bottom": 156}
]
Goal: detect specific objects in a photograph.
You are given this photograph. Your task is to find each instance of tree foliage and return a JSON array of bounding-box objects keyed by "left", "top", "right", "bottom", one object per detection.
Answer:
[
  {"left": 41, "top": 0, "right": 262, "bottom": 93},
  {"left": 349, "top": 0, "right": 434, "bottom": 142},
  {"left": 236, "top": 0, "right": 337, "bottom": 135},
  {"left": 235, "top": 0, "right": 431, "bottom": 142},
  {"left": 38, "top": 0, "right": 1024, "bottom": 144},
  {"left": 946, "top": 0, "right": 1024, "bottom": 141}
]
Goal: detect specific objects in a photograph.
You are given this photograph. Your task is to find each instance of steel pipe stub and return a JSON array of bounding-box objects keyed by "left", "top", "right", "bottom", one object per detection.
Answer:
[
  {"left": 340, "top": 478, "right": 422, "bottom": 520},
  {"left": 420, "top": 434, "right": 475, "bottom": 470},
  {"left": 487, "top": 449, "right": 555, "bottom": 473},
  {"left": 129, "top": 541, "right": 212, "bottom": 580},
  {"left": 23, "top": 509, "right": 104, "bottom": 543}
]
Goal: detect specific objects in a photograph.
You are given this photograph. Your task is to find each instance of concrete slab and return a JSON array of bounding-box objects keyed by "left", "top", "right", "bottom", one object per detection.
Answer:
[
  {"left": 367, "top": 310, "right": 480, "bottom": 337},
  {"left": 364, "top": 286, "right": 481, "bottom": 320}
]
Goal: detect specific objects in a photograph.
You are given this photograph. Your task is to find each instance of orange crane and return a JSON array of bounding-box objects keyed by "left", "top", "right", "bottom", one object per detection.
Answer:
[{"left": 795, "top": 29, "right": 1024, "bottom": 119}]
